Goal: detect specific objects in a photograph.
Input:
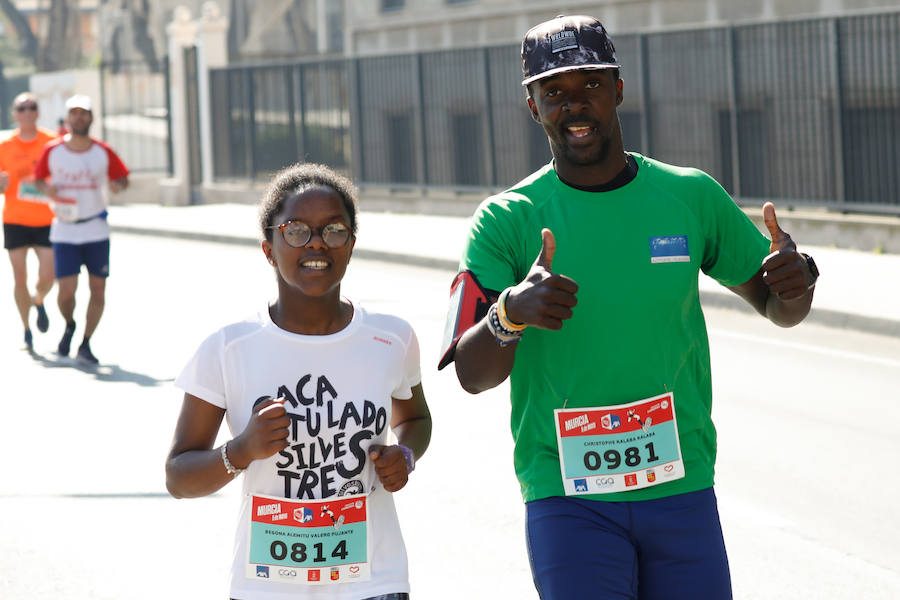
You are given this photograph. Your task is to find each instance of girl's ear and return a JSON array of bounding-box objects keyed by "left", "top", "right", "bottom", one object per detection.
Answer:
[{"left": 262, "top": 240, "right": 276, "bottom": 266}]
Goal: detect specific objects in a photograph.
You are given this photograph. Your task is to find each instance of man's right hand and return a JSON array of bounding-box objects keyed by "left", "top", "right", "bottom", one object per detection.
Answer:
[
  {"left": 505, "top": 228, "right": 578, "bottom": 330},
  {"left": 230, "top": 397, "right": 290, "bottom": 468},
  {"left": 0, "top": 171, "right": 9, "bottom": 193}
]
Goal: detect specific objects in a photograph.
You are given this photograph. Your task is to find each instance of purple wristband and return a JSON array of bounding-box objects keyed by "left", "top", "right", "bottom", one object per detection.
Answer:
[{"left": 397, "top": 444, "right": 415, "bottom": 474}]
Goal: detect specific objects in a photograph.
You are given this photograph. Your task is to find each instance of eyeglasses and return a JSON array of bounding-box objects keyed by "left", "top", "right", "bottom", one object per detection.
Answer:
[
  {"left": 267, "top": 220, "right": 351, "bottom": 248},
  {"left": 15, "top": 104, "right": 37, "bottom": 112}
]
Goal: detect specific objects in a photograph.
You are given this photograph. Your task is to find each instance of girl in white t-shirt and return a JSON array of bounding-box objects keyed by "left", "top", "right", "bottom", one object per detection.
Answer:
[{"left": 166, "top": 163, "right": 432, "bottom": 600}]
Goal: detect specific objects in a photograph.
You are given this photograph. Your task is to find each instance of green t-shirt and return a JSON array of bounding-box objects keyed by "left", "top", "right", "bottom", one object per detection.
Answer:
[{"left": 460, "top": 153, "right": 770, "bottom": 503}]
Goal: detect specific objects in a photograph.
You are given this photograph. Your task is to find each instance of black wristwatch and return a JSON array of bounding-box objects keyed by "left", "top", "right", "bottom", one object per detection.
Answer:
[{"left": 802, "top": 253, "right": 819, "bottom": 289}]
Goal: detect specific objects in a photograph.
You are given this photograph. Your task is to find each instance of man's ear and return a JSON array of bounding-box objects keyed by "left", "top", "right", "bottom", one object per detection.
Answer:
[
  {"left": 615, "top": 77, "right": 624, "bottom": 106},
  {"left": 527, "top": 96, "right": 541, "bottom": 123}
]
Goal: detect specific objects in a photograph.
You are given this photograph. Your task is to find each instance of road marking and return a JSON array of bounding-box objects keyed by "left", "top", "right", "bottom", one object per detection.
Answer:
[{"left": 708, "top": 328, "right": 900, "bottom": 369}]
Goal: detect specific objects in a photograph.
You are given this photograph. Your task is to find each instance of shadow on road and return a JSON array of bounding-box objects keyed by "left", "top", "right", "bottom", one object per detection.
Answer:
[{"left": 27, "top": 350, "right": 174, "bottom": 387}]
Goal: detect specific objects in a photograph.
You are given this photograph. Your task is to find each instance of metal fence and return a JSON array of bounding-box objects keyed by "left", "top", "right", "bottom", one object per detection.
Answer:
[
  {"left": 208, "top": 11, "right": 900, "bottom": 213},
  {"left": 99, "top": 59, "right": 172, "bottom": 174}
]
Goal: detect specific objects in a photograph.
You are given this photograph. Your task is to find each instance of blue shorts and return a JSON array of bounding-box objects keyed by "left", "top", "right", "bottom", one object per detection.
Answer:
[
  {"left": 525, "top": 488, "right": 731, "bottom": 600},
  {"left": 53, "top": 239, "right": 110, "bottom": 278}
]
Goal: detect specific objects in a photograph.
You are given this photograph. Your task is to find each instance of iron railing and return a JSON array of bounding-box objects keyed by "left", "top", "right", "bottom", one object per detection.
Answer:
[{"left": 208, "top": 11, "right": 900, "bottom": 214}]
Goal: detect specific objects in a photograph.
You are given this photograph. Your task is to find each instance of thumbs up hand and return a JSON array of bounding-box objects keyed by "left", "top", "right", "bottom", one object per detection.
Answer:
[
  {"left": 761, "top": 202, "right": 814, "bottom": 301},
  {"left": 764, "top": 202, "right": 796, "bottom": 253},
  {"left": 503, "top": 229, "right": 579, "bottom": 330}
]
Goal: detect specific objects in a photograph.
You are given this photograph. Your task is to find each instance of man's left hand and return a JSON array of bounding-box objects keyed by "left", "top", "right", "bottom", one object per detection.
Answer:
[
  {"left": 369, "top": 444, "right": 409, "bottom": 493},
  {"left": 761, "top": 202, "right": 814, "bottom": 301}
]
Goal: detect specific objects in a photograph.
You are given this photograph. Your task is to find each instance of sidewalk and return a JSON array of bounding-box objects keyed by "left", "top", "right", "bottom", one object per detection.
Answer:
[{"left": 109, "top": 202, "right": 900, "bottom": 338}]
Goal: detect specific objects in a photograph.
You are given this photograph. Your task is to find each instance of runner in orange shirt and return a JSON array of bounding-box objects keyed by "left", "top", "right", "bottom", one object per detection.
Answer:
[{"left": 0, "top": 92, "right": 57, "bottom": 350}]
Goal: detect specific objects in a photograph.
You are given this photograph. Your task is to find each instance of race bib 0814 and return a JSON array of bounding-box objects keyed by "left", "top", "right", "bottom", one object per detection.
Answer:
[{"left": 246, "top": 493, "right": 370, "bottom": 585}]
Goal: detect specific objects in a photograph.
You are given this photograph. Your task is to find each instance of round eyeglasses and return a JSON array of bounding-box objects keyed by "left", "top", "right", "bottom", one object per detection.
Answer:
[{"left": 267, "top": 220, "right": 351, "bottom": 248}]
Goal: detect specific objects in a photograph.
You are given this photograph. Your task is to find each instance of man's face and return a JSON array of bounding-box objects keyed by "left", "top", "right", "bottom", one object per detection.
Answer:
[
  {"left": 13, "top": 100, "right": 38, "bottom": 128},
  {"left": 67, "top": 108, "right": 93, "bottom": 136},
  {"left": 527, "top": 69, "right": 623, "bottom": 168}
]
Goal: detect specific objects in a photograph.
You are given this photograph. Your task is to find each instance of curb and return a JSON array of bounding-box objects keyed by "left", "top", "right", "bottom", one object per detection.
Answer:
[
  {"left": 698, "top": 290, "right": 900, "bottom": 338},
  {"left": 112, "top": 225, "right": 899, "bottom": 338}
]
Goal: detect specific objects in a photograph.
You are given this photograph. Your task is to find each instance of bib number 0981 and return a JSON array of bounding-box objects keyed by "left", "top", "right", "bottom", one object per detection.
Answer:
[
  {"left": 270, "top": 540, "right": 349, "bottom": 564},
  {"left": 583, "top": 442, "right": 660, "bottom": 471}
]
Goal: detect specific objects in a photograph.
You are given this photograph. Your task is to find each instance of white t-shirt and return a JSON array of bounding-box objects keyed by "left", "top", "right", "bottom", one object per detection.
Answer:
[
  {"left": 33, "top": 137, "right": 129, "bottom": 244},
  {"left": 176, "top": 302, "right": 422, "bottom": 600}
]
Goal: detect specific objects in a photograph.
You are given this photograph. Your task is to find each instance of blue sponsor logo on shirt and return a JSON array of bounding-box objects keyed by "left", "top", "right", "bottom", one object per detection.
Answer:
[
  {"left": 574, "top": 478, "right": 588, "bottom": 492},
  {"left": 257, "top": 566, "right": 270, "bottom": 578},
  {"left": 649, "top": 235, "right": 690, "bottom": 263}
]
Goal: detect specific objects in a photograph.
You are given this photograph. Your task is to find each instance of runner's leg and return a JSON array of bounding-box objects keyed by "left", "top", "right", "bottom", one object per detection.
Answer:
[
  {"left": 56, "top": 274, "right": 78, "bottom": 323},
  {"left": 634, "top": 488, "right": 732, "bottom": 600},
  {"left": 8, "top": 246, "right": 31, "bottom": 329},
  {"left": 82, "top": 239, "right": 110, "bottom": 342},
  {"left": 33, "top": 245, "right": 54, "bottom": 305},
  {"left": 526, "top": 496, "right": 638, "bottom": 599},
  {"left": 84, "top": 274, "right": 106, "bottom": 340}
]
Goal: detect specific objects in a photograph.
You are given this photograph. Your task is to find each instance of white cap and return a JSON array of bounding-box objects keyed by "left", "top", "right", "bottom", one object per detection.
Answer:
[{"left": 65, "top": 94, "right": 92, "bottom": 112}]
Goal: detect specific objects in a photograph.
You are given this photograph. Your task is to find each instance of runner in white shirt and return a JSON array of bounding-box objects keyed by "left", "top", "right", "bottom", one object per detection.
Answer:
[
  {"left": 33, "top": 94, "right": 129, "bottom": 364},
  {"left": 166, "top": 163, "right": 432, "bottom": 600}
]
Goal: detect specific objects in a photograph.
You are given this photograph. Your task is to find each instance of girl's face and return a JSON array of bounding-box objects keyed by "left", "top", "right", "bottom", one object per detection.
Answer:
[{"left": 262, "top": 185, "right": 355, "bottom": 300}]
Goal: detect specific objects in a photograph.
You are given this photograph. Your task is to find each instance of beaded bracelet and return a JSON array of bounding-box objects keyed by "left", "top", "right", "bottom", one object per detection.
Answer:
[
  {"left": 221, "top": 443, "right": 245, "bottom": 476},
  {"left": 486, "top": 303, "right": 524, "bottom": 346},
  {"left": 497, "top": 288, "right": 527, "bottom": 332}
]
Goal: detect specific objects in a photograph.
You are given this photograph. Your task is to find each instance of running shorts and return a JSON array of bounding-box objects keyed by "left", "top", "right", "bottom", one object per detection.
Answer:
[
  {"left": 3, "top": 223, "right": 51, "bottom": 250},
  {"left": 525, "top": 488, "right": 731, "bottom": 600},
  {"left": 53, "top": 239, "right": 110, "bottom": 278}
]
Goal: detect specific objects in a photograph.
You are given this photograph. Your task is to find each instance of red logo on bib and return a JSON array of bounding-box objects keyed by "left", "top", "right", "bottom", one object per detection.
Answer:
[
  {"left": 308, "top": 570, "right": 320, "bottom": 582},
  {"left": 624, "top": 474, "right": 638, "bottom": 487}
]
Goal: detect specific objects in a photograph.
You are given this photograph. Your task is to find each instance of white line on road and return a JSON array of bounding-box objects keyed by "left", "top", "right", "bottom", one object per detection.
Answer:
[{"left": 708, "top": 328, "right": 900, "bottom": 369}]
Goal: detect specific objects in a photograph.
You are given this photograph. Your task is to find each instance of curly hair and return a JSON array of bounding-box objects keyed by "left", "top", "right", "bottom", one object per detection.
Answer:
[{"left": 259, "top": 163, "right": 359, "bottom": 242}]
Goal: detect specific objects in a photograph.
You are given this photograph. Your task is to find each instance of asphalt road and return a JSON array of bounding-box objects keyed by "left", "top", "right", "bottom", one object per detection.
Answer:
[{"left": 1, "top": 233, "right": 897, "bottom": 599}]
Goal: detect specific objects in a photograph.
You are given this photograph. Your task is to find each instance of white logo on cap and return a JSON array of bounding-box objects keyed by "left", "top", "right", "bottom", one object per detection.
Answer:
[{"left": 550, "top": 30, "right": 578, "bottom": 53}]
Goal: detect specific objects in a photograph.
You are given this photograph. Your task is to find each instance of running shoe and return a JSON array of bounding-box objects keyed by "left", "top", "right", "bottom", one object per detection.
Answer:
[
  {"left": 35, "top": 303, "right": 49, "bottom": 333},
  {"left": 76, "top": 340, "right": 99, "bottom": 365},
  {"left": 58, "top": 321, "right": 76, "bottom": 356},
  {"left": 24, "top": 329, "right": 33, "bottom": 350}
]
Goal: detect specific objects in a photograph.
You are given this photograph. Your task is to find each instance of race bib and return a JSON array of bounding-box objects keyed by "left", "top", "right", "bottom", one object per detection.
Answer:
[
  {"left": 18, "top": 180, "right": 50, "bottom": 203},
  {"left": 247, "top": 493, "right": 370, "bottom": 585},
  {"left": 554, "top": 392, "right": 685, "bottom": 495},
  {"left": 50, "top": 196, "right": 79, "bottom": 222}
]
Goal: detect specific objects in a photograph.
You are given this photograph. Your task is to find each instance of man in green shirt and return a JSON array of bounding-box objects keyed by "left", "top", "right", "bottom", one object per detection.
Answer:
[{"left": 440, "top": 14, "right": 818, "bottom": 600}]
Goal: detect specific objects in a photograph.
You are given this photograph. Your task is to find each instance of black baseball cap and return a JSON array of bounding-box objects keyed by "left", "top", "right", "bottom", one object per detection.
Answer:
[{"left": 521, "top": 15, "right": 620, "bottom": 86}]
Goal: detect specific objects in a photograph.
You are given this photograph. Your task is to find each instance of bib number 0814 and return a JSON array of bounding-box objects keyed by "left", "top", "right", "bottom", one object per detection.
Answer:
[
  {"left": 270, "top": 540, "right": 349, "bottom": 564},
  {"left": 583, "top": 442, "right": 660, "bottom": 471}
]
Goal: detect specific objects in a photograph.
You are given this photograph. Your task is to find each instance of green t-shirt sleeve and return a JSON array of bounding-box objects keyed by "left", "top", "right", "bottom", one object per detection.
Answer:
[
  {"left": 459, "top": 194, "right": 527, "bottom": 292},
  {"left": 697, "top": 172, "right": 770, "bottom": 287}
]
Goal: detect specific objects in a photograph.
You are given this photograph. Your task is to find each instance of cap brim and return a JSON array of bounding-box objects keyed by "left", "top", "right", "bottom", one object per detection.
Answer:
[{"left": 522, "top": 63, "right": 620, "bottom": 86}]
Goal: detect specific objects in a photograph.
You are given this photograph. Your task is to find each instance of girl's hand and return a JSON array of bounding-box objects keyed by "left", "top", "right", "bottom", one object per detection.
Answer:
[
  {"left": 369, "top": 444, "right": 409, "bottom": 492},
  {"left": 230, "top": 397, "right": 290, "bottom": 468}
]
